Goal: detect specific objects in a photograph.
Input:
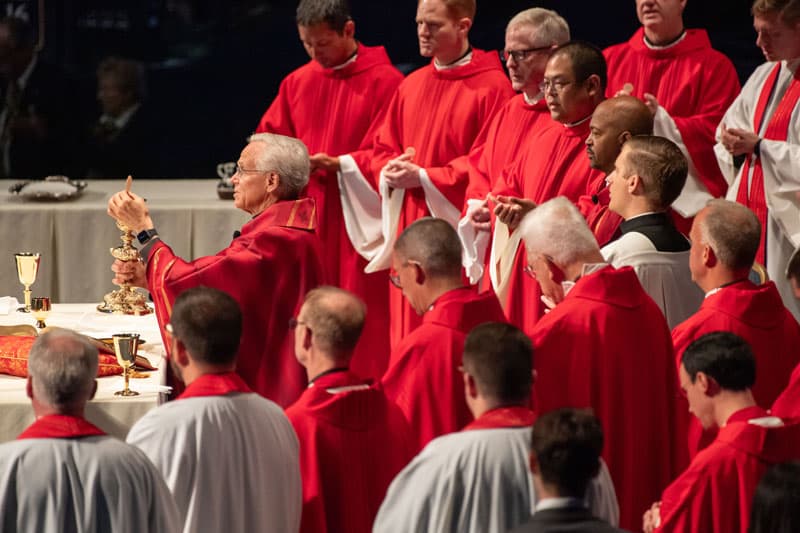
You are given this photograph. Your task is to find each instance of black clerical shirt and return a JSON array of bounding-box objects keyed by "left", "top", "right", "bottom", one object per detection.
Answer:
[{"left": 619, "top": 212, "right": 690, "bottom": 252}]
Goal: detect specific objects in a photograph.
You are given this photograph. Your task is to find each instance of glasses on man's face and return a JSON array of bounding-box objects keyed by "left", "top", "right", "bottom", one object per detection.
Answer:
[
  {"left": 539, "top": 78, "right": 579, "bottom": 95},
  {"left": 288, "top": 317, "right": 308, "bottom": 329},
  {"left": 234, "top": 163, "right": 270, "bottom": 175},
  {"left": 501, "top": 45, "right": 551, "bottom": 64},
  {"left": 523, "top": 254, "right": 554, "bottom": 280}
]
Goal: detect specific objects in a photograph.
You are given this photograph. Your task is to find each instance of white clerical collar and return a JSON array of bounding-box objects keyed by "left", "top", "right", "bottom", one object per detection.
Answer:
[
  {"left": 332, "top": 52, "right": 358, "bottom": 70},
  {"left": 100, "top": 103, "right": 140, "bottom": 130},
  {"left": 434, "top": 49, "right": 473, "bottom": 71},
  {"left": 535, "top": 497, "right": 586, "bottom": 512},
  {"left": 704, "top": 277, "right": 749, "bottom": 298},
  {"left": 625, "top": 211, "right": 659, "bottom": 222},
  {"left": 16, "top": 53, "right": 37, "bottom": 91},
  {"left": 564, "top": 114, "right": 592, "bottom": 128},
  {"left": 562, "top": 262, "right": 609, "bottom": 296},
  {"left": 523, "top": 91, "right": 543, "bottom": 105},
  {"left": 643, "top": 30, "right": 687, "bottom": 50}
]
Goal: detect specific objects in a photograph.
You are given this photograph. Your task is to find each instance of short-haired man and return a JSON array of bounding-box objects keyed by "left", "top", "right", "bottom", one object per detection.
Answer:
[
  {"left": 256, "top": 0, "right": 403, "bottom": 378},
  {"left": 520, "top": 197, "right": 680, "bottom": 530},
  {"left": 286, "top": 286, "right": 413, "bottom": 533},
  {"left": 337, "top": 0, "right": 514, "bottom": 350},
  {"left": 459, "top": 8, "right": 570, "bottom": 285},
  {"left": 375, "top": 323, "right": 619, "bottom": 533},
  {"left": 510, "top": 409, "right": 627, "bottom": 533},
  {"left": 643, "top": 332, "right": 800, "bottom": 533},
  {"left": 716, "top": 0, "right": 800, "bottom": 321},
  {"left": 489, "top": 41, "right": 606, "bottom": 335},
  {"left": 601, "top": 135, "right": 703, "bottom": 327},
  {"left": 604, "top": 0, "right": 740, "bottom": 227},
  {"left": 126, "top": 287, "right": 302, "bottom": 533},
  {"left": 381, "top": 217, "right": 507, "bottom": 452},
  {"left": 0, "top": 330, "right": 180, "bottom": 532},
  {"left": 108, "top": 133, "right": 325, "bottom": 405},
  {"left": 772, "top": 247, "right": 800, "bottom": 418}
]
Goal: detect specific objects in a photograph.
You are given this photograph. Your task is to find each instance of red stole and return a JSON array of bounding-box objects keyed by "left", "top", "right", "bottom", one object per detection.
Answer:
[
  {"left": 463, "top": 406, "right": 536, "bottom": 431},
  {"left": 178, "top": 372, "right": 253, "bottom": 399},
  {"left": 736, "top": 63, "right": 800, "bottom": 264},
  {"left": 18, "top": 414, "right": 106, "bottom": 440}
]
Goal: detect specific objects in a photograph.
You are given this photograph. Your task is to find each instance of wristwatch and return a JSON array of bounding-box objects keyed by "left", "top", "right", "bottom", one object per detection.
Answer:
[{"left": 136, "top": 228, "right": 158, "bottom": 245}]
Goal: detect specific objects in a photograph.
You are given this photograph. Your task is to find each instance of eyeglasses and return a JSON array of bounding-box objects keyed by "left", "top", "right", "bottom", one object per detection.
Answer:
[
  {"left": 523, "top": 254, "right": 555, "bottom": 279},
  {"left": 288, "top": 317, "right": 308, "bottom": 329},
  {"left": 500, "top": 45, "right": 552, "bottom": 64},
  {"left": 234, "top": 163, "right": 271, "bottom": 175},
  {"left": 539, "top": 78, "right": 580, "bottom": 95},
  {"left": 389, "top": 260, "right": 421, "bottom": 289}
]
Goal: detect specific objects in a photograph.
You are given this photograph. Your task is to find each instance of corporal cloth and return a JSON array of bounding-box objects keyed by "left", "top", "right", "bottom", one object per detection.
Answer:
[
  {"left": 490, "top": 120, "right": 603, "bottom": 334},
  {"left": 126, "top": 372, "right": 301, "bottom": 533},
  {"left": 285, "top": 370, "right": 413, "bottom": 533},
  {"left": 530, "top": 266, "right": 681, "bottom": 531},
  {"left": 605, "top": 28, "right": 740, "bottom": 220},
  {"left": 145, "top": 198, "right": 325, "bottom": 406},
  {"left": 373, "top": 406, "right": 619, "bottom": 533},
  {"left": 338, "top": 49, "right": 513, "bottom": 348},
  {"left": 256, "top": 44, "right": 403, "bottom": 379},
  {"left": 716, "top": 59, "right": 800, "bottom": 321},
  {"left": 0, "top": 415, "right": 180, "bottom": 533},
  {"left": 655, "top": 408, "right": 800, "bottom": 533},
  {"left": 381, "top": 286, "right": 507, "bottom": 452}
]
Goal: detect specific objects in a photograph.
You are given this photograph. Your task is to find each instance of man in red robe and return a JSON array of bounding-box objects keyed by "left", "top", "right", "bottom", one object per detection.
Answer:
[
  {"left": 673, "top": 200, "right": 800, "bottom": 454},
  {"left": 255, "top": 0, "right": 403, "bottom": 379},
  {"left": 381, "top": 218, "right": 507, "bottom": 453},
  {"left": 458, "top": 7, "right": 570, "bottom": 287},
  {"left": 108, "top": 133, "right": 325, "bottom": 406},
  {"left": 339, "top": 0, "right": 513, "bottom": 349},
  {"left": 643, "top": 332, "right": 800, "bottom": 533},
  {"left": 604, "top": 0, "right": 740, "bottom": 232},
  {"left": 521, "top": 197, "right": 681, "bottom": 531},
  {"left": 773, "top": 251, "right": 800, "bottom": 418},
  {"left": 286, "top": 286, "right": 413, "bottom": 533},
  {"left": 488, "top": 41, "right": 606, "bottom": 335}
]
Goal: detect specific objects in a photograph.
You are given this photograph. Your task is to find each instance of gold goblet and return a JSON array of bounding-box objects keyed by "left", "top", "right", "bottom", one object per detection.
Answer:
[
  {"left": 14, "top": 252, "right": 40, "bottom": 313},
  {"left": 30, "top": 297, "right": 51, "bottom": 329},
  {"left": 112, "top": 333, "right": 140, "bottom": 397}
]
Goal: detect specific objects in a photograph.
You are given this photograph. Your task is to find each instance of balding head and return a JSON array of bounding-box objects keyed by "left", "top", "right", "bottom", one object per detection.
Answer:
[
  {"left": 587, "top": 95, "right": 654, "bottom": 173},
  {"left": 28, "top": 330, "right": 98, "bottom": 414},
  {"left": 299, "top": 286, "right": 366, "bottom": 361},
  {"left": 394, "top": 217, "right": 462, "bottom": 280}
]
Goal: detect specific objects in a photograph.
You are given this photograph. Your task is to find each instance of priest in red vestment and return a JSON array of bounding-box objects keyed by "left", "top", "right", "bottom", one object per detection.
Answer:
[
  {"left": 255, "top": 0, "right": 403, "bottom": 379},
  {"left": 643, "top": 332, "right": 800, "bottom": 533},
  {"left": 604, "top": 0, "right": 740, "bottom": 230},
  {"left": 108, "top": 133, "right": 325, "bottom": 406},
  {"left": 521, "top": 197, "right": 681, "bottom": 531},
  {"left": 338, "top": 0, "right": 513, "bottom": 349},
  {"left": 458, "top": 7, "right": 569, "bottom": 288},
  {"left": 673, "top": 200, "right": 800, "bottom": 455},
  {"left": 381, "top": 218, "right": 507, "bottom": 453},
  {"left": 286, "top": 286, "right": 413, "bottom": 533},
  {"left": 489, "top": 41, "right": 606, "bottom": 335}
]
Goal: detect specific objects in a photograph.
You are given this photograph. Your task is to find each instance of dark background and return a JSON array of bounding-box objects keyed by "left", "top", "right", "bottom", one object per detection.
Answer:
[{"left": 14, "top": 0, "right": 762, "bottom": 177}]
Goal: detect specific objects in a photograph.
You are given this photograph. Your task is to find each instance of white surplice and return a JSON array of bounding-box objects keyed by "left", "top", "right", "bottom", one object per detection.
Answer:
[
  {"left": 715, "top": 59, "right": 800, "bottom": 321},
  {"left": 602, "top": 231, "right": 703, "bottom": 328},
  {"left": 126, "top": 393, "right": 302, "bottom": 533},
  {"left": 373, "top": 427, "right": 619, "bottom": 533},
  {"left": 0, "top": 435, "right": 180, "bottom": 533}
]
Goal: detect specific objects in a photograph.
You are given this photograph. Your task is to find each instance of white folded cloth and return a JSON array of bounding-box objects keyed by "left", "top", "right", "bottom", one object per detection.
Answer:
[{"left": 0, "top": 297, "right": 20, "bottom": 315}]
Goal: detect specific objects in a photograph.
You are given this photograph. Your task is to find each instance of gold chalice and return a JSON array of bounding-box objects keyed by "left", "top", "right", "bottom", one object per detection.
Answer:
[
  {"left": 30, "top": 297, "right": 51, "bottom": 329},
  {"left": 14, "top": 252, "right": 40, "bottom": 313},
  {"left": 112, "top": 333, "right": 140, "bottom": 396}
]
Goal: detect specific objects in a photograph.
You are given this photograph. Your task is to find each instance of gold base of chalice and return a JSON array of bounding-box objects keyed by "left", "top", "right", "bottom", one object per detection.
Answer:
[{"left": 98, "top": 221, "right": 153, "bottom": 316}]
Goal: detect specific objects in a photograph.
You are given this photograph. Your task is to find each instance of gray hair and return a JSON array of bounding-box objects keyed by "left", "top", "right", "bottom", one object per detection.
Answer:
[
  {"left": 698, "top": 199, "right": 761, "bottom": 271},
  {"left": 302, "top": 286, "right": 366, "bottom": 359},
  {"left": 507, "top": 8, "right": 570, "bottom": 47},
  {"left": 28, "top": 330, "right": 98, "bottom": 410},
  {"left": 247, "top": 133, "right": 310, "bottom": 199},
  {"left": 519, "top": 197, "right": 600, "bottom": 266}
]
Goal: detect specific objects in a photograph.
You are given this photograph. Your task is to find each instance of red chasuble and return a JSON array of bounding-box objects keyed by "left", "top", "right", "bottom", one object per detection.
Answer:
[
  {"left": 772, "top": 363, "right": 800, "bottom": 418},
  {"left": 146, "top": 198, "right": 325, "bottom": 407},
  {"left": 370, "top": 49, "right": 514, "bottom": 348},
  {"left": 604, "top": 28, "right": 740, "bottom": 206},
  {"left": 491, "top": 119, "right": 604, "bottom": 335},
  {"left": 285, "top": 370, "right": 414, "bottom": 533},
  {"left": 381, "top": 287, "right": 507, "bottom": 453},
  {"left": 529, "top": 266, "right": 681, "bottom": 531},
  {"left": 256, "top": 44, "right": 403, "bottom": 380},
  {"left": 656, "top": 408, "right": 800, "bottom": 533},
  {"left": 18, "top": 415, "right": 106, "bottom": 440}
]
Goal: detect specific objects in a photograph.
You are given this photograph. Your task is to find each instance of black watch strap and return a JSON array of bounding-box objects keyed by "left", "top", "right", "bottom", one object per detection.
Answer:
[{"left": 136, "top": 228, "right": 158, "bottom": 245}]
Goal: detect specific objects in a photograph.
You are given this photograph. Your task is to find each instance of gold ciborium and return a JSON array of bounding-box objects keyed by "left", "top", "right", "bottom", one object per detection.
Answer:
[
  {"left": 97, "top": 220, "right": 153, "bottom": 315},
  {"left": 112, "top": 333, "right": 140, "bottom": 396},
  {"left": 14, "top": 252, "right": 40, "bottom": 313},
  {"left": 31, "top": 297, "right": 51, "bottom": 328}
]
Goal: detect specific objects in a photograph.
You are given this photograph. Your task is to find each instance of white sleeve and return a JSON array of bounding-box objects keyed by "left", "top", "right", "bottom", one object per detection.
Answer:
[
  {"left": 760, "top": 135, "right": 800, "bottom": 247},
  {"left": 489, "top": 221, "right": 522, "bottom": 305},
  {"left": 363, "top": 168, "right": 405, "bottom": 273},
  {"left": 337, "top": 154, "right": 385, "bottom": 261},
  {"left": 419, "top": 168, "right": 462, "bottom": 227},
  {"left": 457, "top": 197, "right": 490, "bottom": 284}
]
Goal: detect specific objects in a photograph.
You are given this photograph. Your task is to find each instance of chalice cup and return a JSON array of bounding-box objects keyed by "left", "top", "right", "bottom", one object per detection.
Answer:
[
  {"left": 112, "top": 333, "right": 140, "bottom": 397},
  {"left": 97, "top": 220, "right": 152, "bottom": 315},
  {"left": 14, "top": 252, "right": 40, "bottom": 313},
  {"left": 30, "top": 297, "right": 51, "bottom": 329}
]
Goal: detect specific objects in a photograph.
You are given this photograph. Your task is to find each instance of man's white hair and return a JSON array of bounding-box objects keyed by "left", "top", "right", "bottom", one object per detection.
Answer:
[
  {"left": 247, "top": 133, "right": 310, "bottom": 199},
  {"left": 507, "top": 7, "right": 570, "bottom": 47},
  {"left": 28, "top": 330, "right": 98, "bottom": 410},
  {"left": 519, "top": 196, "right": 600, "bottom": 267}
]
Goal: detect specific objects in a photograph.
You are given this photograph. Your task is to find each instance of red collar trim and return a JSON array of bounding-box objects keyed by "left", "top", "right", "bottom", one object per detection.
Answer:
[
  {"left": 464, "top": 406, "right": 536, "bottom": 431},
  {"left": 726, "top": 405, "right": 769, "bottom": 425},
  {"left": 18, "top": 415, "right": 106, "bottom": 440},
  {"left": 178, "top": 372, "right": 253, "bottom": 400}
]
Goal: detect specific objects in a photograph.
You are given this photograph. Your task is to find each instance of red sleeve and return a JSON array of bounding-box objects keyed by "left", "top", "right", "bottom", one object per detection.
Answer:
[
  {"left": 369, "top": 89, "right": 406, "bottom": 189},
  {"left": 772, "top": 364, "right": 800, "bottom": 418},
  {"left": 255, "top": 76, "right": 297, "bottom": 136},
  {"left": 656, "top": 458, "right": 716, "bottom": 533}
]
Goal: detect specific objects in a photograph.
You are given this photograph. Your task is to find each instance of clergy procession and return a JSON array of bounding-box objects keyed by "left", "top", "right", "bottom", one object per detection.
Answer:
[{"left": 4, "top": 0, "right": 800, "bottom": 531}]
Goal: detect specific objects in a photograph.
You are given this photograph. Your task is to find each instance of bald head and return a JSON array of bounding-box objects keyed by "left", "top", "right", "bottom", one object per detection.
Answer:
[
  {"left": 301, "top": 286, "right": 366, "bottom": 360},
  {"left": 394, "top": 217, "right": 462, "bottom": 280},
  {"left": 587, "top": 95, "right": 654, "bottom": 173},
  {"left": 600, "top": 96, "right": 653, "bottom": 135}
]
